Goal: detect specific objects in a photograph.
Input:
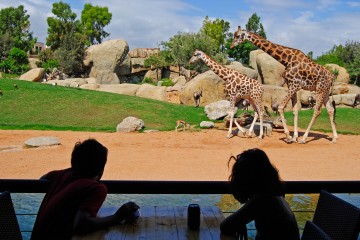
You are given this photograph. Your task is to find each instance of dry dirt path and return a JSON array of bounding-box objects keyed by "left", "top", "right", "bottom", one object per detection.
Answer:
[{"left": 0, "top": 129, "right": 359, "bottom": 181}]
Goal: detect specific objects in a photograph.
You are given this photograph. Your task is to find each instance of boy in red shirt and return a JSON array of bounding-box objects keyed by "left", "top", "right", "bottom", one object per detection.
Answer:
[{"left": 31, "top": 139, "right": 139, "bottom": 240}]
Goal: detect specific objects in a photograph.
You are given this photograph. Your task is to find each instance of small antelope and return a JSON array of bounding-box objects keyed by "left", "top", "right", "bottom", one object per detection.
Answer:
[
  {"left": 193, "top": 90, "right": 202, "bottom": 107},
  {"left": 353, "top": 93, "right": 360, "bottom": 108},
  {"left": 308, "top": 95, "right": 316, "bottom": 109},
  {"left": 175, "top": 120, "right": 190, "bottom": 132}
]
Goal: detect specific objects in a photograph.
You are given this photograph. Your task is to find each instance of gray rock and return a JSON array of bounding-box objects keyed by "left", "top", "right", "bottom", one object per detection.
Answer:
[
  {"left": 116, "top": 117, "right": 144, "bottom": 132},
  {"left": 24, "top": 136, "right": 61, "bottom": 148},
  {"left": 200, "top": 121, "right": 215, "bottom": 128},
  {"left": 245, "top": 122, "right": 273, "bottom": 137},
  {"left": 205, "top": 100, "right": 236, "bottom": 120}
]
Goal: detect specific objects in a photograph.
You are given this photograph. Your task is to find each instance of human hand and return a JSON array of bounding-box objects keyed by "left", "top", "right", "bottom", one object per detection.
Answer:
[{"left": 115, "top": 201, "right": 140, "bottom": 223}]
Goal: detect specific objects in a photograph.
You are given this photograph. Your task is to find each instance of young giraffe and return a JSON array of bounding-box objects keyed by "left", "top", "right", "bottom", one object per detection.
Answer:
[
  {"left": 231, "top": 26, "right": 338, "bottom": 143},
  {"left": 189, "top": 49, "right": 265, "bottom": 139}
]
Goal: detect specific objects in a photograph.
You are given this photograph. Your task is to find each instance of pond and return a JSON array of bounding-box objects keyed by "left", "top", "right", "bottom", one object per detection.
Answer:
[{"left": 12, "top": 193, "right": 360, "bottom": 240}]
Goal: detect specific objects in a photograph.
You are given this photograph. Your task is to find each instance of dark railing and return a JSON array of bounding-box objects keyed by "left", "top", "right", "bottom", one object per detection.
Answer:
[{"left": 1, "top": 179, "right": 360, "bottom": 194}]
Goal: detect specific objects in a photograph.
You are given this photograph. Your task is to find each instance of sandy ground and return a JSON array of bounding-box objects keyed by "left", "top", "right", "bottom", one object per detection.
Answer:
[{"left": 0, "top": 128, "right": 359, "bottom": 181}]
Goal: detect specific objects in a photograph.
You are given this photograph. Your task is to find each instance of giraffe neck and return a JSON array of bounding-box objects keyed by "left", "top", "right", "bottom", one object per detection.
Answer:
[
  {"left": 201, "top": 53, "right": 229, "bottom": 80},
  {"left": 246, "top": 32, "right": 299, "bottom": 67}
]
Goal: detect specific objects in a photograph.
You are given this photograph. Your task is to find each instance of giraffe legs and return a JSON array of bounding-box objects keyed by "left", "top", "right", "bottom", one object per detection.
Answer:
[
  {"left": 226, "top": 108, "right": 246, "bottom": 139},
  {"left": 278, "top": 92, "right": 297, "bottom": 143},
  {"left": 247, "top": 103, "right": 264, "bottom": 139},
  {"left": 300, "top": 94, "right": 338, "bottom": 143}
]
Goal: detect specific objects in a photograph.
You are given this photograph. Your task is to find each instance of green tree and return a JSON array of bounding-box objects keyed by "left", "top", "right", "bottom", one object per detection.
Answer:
[
  {"left": 81, "top": 3, "right": 112, "bottom": 46},
  {"left": 46, "top": 1, "right": 80, "bottom": 50},
  {"left": 0, "top": 47, "right": 29, "bottom": 74},
  {"left": 0, "top": 5, "right": 36, "bottom": 58},
  {"left": 226, "top": 13, "right": 266, "bottom": 65},
  {"left": 200, "top": 16, "right": 230, "bottom": 52},
  {"left": 338, "top": 41, "right": 360, "bottom": 86},
  {"left": 162, "top": 32, "right": 228, "bottom": 73},
  {"left": 54, "top": 29, "right": 86, "bottom": 77}
]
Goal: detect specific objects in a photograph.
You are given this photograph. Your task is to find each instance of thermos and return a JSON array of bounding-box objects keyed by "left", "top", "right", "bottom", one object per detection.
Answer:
[{"left": 187, "top": 203, "right": 200, "bottom": 230}]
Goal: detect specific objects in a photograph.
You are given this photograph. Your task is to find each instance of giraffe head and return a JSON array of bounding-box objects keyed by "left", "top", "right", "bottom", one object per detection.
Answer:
[
  {"left": 189, "top": 49, "right": 204, "bottom": 64},
  {"left": 230, "top": 26, "right": 249, "bottom": 48}
]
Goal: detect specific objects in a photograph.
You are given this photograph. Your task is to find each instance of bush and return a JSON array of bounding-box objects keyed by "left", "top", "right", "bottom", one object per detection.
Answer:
[
  {"left": 142, "top": 77, "right": 155, "bottom": 85},
  {"left": 0, "top": 47, "right": 30, "bottom": 74},
  {"left": 160, "top": 78, "right": 174, "bottom": 86}
]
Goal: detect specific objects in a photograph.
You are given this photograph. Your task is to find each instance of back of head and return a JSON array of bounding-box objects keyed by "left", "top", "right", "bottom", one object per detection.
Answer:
[
  {"left": 71, "top": 139, "right": 108, "bottom": 178},
  {"left": 229, "top": 148, "right": 283, "bottom": 203}
]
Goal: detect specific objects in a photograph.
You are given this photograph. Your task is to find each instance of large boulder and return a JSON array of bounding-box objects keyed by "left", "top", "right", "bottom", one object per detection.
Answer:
[
  {"left": 97, "top": 83, "right": 140, "bottom": 96},
  {"left": 332, "top": 93, "right": 359, "bottom": 107},
  {"left": 116, "top": 117, "right": 144, "bottom": 132},
  {"left": 325, "top": 64, "right": 350, "bottom": 84},
  {"left": 204, "top": 100, "right": 235, "bottom": 120},
  {"left": 263, "top": 85, "right": 300, "bottom": 112},
  {"left": 226, "top": 61, "right": 258, "bottom": 79},
  {"left": 136, "top": 84, "right": 167, "bottom": 101},
  {"left": 249, "top": 50, "right": 285, "bottom": 86},
  {"left": 19, "top": 68, "right": 45, "bottom": 82},
  {"left": 332, "top": 83, "right": 360, "bottom": 95},
  {"left": 83, "top": 39, "right": 129, "bottom": 84},
  {"left": 179, "top": 70, "right": 226, "bottom": 107}
]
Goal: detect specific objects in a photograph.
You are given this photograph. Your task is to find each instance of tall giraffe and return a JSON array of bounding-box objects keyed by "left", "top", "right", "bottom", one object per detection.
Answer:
[
  {"left": 189, "top": 49, "right": 265, "bottom": 139},
  {"left": 231, "top": 26, "right": 338, "bottom": 144}
]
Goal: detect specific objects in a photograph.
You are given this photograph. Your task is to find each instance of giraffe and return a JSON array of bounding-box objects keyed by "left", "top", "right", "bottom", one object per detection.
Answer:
[
  {"left": 189, "top": 49, "right": 265, "bottom": 139},
  {"left": 231, "top": 26, "right": 338, "bottom": 144}
]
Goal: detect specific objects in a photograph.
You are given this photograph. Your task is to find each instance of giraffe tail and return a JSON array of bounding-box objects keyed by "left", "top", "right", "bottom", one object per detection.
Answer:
[{"left": 332, "top": 99, "right": 336, "bottom": 125}]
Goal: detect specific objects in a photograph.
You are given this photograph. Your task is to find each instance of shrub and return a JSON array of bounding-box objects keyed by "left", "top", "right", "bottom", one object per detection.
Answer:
[
  {"left": 0, "top": 47, "right": 29, "bottom": 74},
  {"left": 160, "top": 78, "right": 174, "bottom": 86},
  {"left": 142, "top": 77, "right": 155, "bottom": 85}
]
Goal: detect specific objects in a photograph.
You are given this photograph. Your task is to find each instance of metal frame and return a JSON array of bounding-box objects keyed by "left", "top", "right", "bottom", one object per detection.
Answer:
[{"left": 1, "top": 179, "right": 360, "bottom": 194}]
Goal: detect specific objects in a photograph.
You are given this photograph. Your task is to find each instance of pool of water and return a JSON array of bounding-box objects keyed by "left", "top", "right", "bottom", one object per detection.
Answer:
[{"left": 12, "top": 193, "right": 360, "bottom": 240}]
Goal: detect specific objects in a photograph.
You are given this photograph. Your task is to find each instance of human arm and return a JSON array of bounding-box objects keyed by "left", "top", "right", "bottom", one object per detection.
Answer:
[
  {"left": 73, "top": 201, "right": 139, "bottom": 235},
  {"left": 220, "top": 198, "right": 257, "bottom": 237}
]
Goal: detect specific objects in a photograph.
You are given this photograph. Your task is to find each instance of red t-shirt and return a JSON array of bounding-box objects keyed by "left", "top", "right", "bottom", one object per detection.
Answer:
[{"left": 31, "top": 168, "right": 107, "bottom": 240}]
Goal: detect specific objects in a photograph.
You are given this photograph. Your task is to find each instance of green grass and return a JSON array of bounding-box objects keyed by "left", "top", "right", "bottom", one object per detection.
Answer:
[{"left": 0, "top": 78, "right": 359, "bottom": 134}]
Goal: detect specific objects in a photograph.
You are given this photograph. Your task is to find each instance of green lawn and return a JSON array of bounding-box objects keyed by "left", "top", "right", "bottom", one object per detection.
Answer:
[{"left": 0, "top": 78, "right": 359, "bottom": 134}]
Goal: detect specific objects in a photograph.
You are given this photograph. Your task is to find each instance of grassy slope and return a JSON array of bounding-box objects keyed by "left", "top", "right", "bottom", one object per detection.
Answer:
[{"left": 0, "top": 78, "right": 359, "bottom": 134}]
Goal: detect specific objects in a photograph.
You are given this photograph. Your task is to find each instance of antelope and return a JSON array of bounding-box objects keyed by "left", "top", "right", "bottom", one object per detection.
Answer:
[
  {"left": 175, "top": 120, "right": 190, "bottom": 132},
  {"left": 193, "top": 90, "right": 202, "bottom": 107}
]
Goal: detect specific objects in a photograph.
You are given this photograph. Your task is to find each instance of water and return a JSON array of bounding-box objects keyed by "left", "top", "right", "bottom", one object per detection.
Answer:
[{"left": 11, "top": 193, "right": 360, "bottom": 240}]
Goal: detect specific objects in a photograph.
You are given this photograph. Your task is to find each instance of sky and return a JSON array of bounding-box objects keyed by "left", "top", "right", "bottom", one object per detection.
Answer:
[{"left": 0, "top": 0, "right": 359, "bottom": 57}]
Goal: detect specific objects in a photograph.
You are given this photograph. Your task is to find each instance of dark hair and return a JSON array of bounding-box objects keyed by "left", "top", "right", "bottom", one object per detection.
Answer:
[
  {"left": 71, "top": 139, "right": 108, "bottom": 178},
  {"left": 228, "top": 148, "right": 284, "bottom": 203}
]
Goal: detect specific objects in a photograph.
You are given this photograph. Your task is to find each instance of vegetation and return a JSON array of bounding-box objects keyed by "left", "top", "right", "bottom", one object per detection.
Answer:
[
  {"left": 0, "top": 5, "right": 36, "bottom": 73},
  {"left": 225, "top": 13, "right": 267, "bottom": 65},
  {"left": 0, "top": 79, "right": 359, "bottom": 135},
  {"left": 0, "top": 79, "right": 208, "bottom": 132},
  {"left": 81, "top": 3, "right": 112, "bottom": 45}
]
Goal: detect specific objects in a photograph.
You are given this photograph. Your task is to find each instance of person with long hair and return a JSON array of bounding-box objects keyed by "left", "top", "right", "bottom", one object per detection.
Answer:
[{"left": 220, "top": 148, "right": 300, "bottom": 239}]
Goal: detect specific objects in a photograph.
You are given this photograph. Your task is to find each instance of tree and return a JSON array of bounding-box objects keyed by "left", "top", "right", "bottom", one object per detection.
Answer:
[
  {"left": 200, "top": 16, "right": 230, "bottom": 52},
  {"left": 338, "top": 41, "right": 360, "bottom": 86},
  {"left": 0, "top": 5, "right": 36, "bottom": 58},
  {"left": 46, "top": 1, "right": 80, "bottom": 50},
  {"left": 161, "top": 32, "right": 228, "bottom": 73},
  {"left": 81, "top": 3, "right": 112, "bottom": 46},
  {"left": 226, "top": 13, "right": 266, "bottom": 65},
  {"left": 0, "top": 47, "right": 29, "bottom": 74}
]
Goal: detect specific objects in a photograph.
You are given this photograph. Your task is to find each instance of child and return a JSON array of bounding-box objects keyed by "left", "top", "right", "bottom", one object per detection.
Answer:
[
  {"left": 220, "top": 148, "right": 300, "bottom": 240},
  {"left": 31, "top": 139, "right": 139, "bottom": 240}
]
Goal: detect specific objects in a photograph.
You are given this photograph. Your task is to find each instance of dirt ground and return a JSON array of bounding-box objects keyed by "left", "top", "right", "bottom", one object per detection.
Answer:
[{"left": 0, "top": 128, "right": 359, "bottom": 181}]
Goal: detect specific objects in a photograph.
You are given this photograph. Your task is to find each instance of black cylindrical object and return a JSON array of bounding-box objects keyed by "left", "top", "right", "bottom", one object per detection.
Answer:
[{"left": 187, "top": 203, "right": 200, "bottom": 230}]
